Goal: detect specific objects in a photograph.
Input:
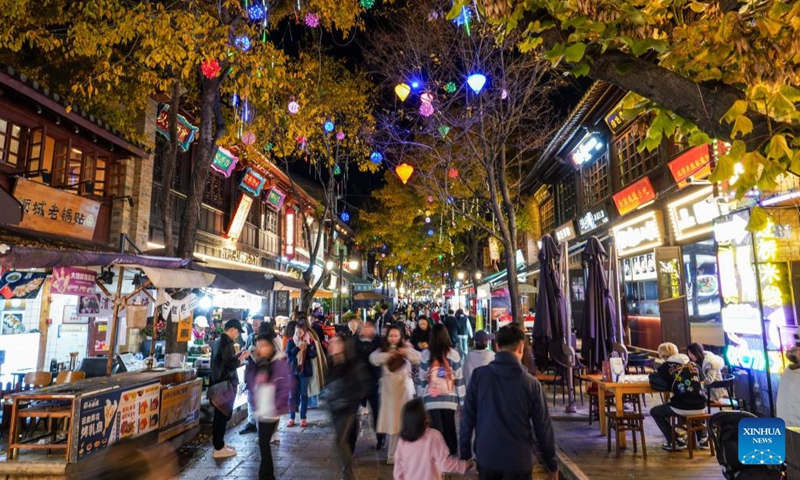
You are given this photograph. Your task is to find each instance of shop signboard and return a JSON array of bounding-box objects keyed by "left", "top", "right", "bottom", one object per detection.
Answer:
[
  {"left": 158, "top": 378, "right": 202, "bottom": 442},
  {"left": 210, "top": 147, "right": 238, "bottom": 178},
  {"left": 667, "top": 186, "right": 728, "bottom": 242},
  {"left": 668, "top": 145, "right": 711, "bottom": 184},
  {"left": 155, "top": 104, "right": 198, "bottom": 152},
  {"left": 0, "top": 271, "right": 47, "bottom": 299},
  {"left": 613, "top": 177, "right": 656, "bottom": 216},
  {"left": 611, "top": 210, "right": 665, "bottom": 257},
  {"left": 226, "top": 194, "right": 254, "bottom": 241},
  {"left": 76, "top": 382, "right": 161, "bottom": 460},
  {"left": 533, "top": 185, "right": 550, "bottom": 205},
  {"left": 604, "top": 98, "right": 640, "bottom": 134},
  {"left": 554, "top": 220, "right": 577, "bottom": 243},
  {"left": 577, "top": 207, "right": 609, "bottom": 236},
  {"left": 265, "top": 187, "right": 286, "bottom": 211},
  {"left": 13, "top": 178, "right": 100, "bottom": 241},
  {"left": 239, "top": 167, "right": 267, "bottom": 196},
  {"left": 285, "top": 209, "right": 295, "bottom": 259},
  {"left": 51, "top": 267, "right": 96, "bottom": 296}
]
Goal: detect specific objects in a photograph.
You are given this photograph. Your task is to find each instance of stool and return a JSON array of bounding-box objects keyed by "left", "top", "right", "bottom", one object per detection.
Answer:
[
  {"left": 535, "top": 373, "right": 563, "bottom": 406},
  {"left": 670, "top": 413, "right": 715, "bottom": 459},
  {"left": 607, "top": 412, "right": 647, "bottom": 459}
]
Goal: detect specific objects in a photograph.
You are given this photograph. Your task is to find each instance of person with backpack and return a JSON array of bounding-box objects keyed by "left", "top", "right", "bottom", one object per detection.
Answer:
[
  {"left": 419, "top": 323, "right": 466, "bottom": 456},
  {"left": 649, "top": 342, "right": 708, "bottom": 451},
  {"left": 393, "top": 398, "right": 473, "bottom": 480},
  {"left": 250, "top": 333, "right": 293, "bottom": 480},
  {"left": 370, "top": 324, "right": 421, "bottom": 465}
]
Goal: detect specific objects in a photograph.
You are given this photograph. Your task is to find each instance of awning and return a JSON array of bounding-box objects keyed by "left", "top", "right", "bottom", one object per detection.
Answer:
[
  {"left": 138, "top": 266, "right": 214, "bottom": 289},
  {"left": 291, "top": 288, "right": 333, "bottom": 299},
  {"left": 0, "top": 244, "right": 189, "bottom": 269},
  {"left": 209, "top": 268, "right": 308, "bottom": 294},
  {"left": 354, "top": 291, "right": 387, "bottom": 301}
]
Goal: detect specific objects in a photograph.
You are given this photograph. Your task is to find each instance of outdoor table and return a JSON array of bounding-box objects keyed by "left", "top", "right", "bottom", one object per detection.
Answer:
[{"left": 580, "top": 374, "right": 669, "bottom": 448}]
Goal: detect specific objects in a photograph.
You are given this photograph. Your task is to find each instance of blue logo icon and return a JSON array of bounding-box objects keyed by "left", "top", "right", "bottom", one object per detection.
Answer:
[{"left": 738, "top": 417, "right": 785, "bottom": 465}]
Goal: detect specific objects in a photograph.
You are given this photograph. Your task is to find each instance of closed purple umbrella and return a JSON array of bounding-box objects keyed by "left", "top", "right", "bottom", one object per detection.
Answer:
[
  {"left": 532, "top": 234, "right": 571, "bottom": 368},
  {"left": 580, "top": 236, "right": 617, "bottom": 372}
]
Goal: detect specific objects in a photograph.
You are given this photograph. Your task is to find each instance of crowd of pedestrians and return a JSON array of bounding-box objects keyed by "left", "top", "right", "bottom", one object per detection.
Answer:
[{"left": 207, "top": 302, "right": 559, "bottom": 480}]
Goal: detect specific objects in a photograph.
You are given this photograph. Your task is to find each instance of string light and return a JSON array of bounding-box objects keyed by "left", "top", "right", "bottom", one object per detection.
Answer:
[
  {"left": 467, "top": 73, "right": 486, "bottom": 94},
  {"left": 324, "top": 120, "right": 334, "bottom": 132},
  {"left": 234, "top": 35, "right": 251, "bottom": 51}
]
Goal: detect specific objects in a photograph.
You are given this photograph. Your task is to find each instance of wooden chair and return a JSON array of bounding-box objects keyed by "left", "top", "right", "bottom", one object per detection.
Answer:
[
  {"left": 607, "top": 412, "right": 647, "bottom": 459},
  {"left": 706, "top": 374, "right": 740, "bottom": 413},
  {"left": 671, "top": 413, "right": 716, "bottom": 459},
  {"left": 54, "top": 370, "right": 85, "bottom": 385},
  {"left": 536, "top": 371, "right": 564, "bottom": 406},
  {"left": 22, "top": 372, "right": 52, "bottom": 390}
]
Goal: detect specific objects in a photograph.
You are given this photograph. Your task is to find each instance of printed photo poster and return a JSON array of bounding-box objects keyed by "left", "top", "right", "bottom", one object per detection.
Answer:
[
  {"left": 158, "top": 379, "right": 202, "bottom": 442},
  {"left": 76, "top": 387, "right": 122, "bottom": 460},
  {"left": 117, "top": 383, "right": 161, "bottom": 440}
]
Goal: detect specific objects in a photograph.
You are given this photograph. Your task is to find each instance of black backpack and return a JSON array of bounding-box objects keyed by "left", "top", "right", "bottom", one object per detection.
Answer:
[{"left": 709, "top": 411, "right": 785, "bottom": 480}]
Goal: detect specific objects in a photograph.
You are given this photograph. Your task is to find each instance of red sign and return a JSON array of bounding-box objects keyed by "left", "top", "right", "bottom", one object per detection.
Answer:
[
  {"left": 613, "top": 177, "right": 656, "bottom": 216},
  {"left": 668, "top": 145, "right": 711, "bottom": 184},
  {"left": 51, "top": 267, "right": 96, "bottom": 296}
]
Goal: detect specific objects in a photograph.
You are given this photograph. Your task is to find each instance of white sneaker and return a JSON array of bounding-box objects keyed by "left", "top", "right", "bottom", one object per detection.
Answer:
[{"left": 212, "top": 446, "right": 237, "bottom": 459}]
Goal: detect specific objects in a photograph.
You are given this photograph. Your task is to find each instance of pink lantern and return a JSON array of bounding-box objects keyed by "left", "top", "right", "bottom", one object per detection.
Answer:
[
  {"left": 304, "top": 12, "right": 320, "bottom": 28},
  {"left": 419, "top": 102, "right": 434, "bottom": 117},
  {"left": 336, "top": 131, "right": 346, "bottom": 141},
  {"left": 448, "top": 168, "right": 459, "bottom": 179},
  {"left": 241, "top": 131, "right": 256, "bottom": 145}
]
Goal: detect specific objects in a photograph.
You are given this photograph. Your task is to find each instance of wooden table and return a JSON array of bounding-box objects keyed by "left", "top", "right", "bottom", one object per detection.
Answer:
[{"left": 581, "top": 374, "right": 668, "bottom": 448}]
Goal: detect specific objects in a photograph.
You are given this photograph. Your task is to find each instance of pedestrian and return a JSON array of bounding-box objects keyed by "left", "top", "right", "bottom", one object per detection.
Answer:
[
  {"left": 370, "top": 324, "right": 421, "bottom": 465},
  {"left": 209, "top": 319, "right": 250, "bottom": 459},
  {"left": 464, "top": 330, "right": 495, "bottom": 388},
  {"left": 347, "top": 318, "right": 360, "bottom": 337},
  {"left": 354, "top": 320, "right": 385, "bottom": 450},
  {"left": 286, "top": 321, "right": 318, "bottom": 428},
  {"left": 649, "top": 342, "right": 707, "bottom": 451},
  {"left": 375, "top": 303, "right": 395, "bottom": 334},
  {"left": 419, "top": 323, "right": 465, "bottom": 456},
  {"left": 305, "top": 320, "right": 327, "bottom": 410},
  {"left": 454, "top": 309, "right": 471, "bottom": 357},
  {"left": 410, "top": 316, "right": 431, "bottom": 351},
  {"left": 777, "top": 341, "right": 800, "bottom": 427},
  {"left": 251, "top": 333, "right": 293, "bottom": 480},
  {"left": 459, "top": 324, "right": 558, "bottom": 480},
  {"left": 393, "top": 398, "right": 473, "bottom": 480},
  {"left": 442, "top": 309, "right": 457, "bottom": 343},
  {"left": 326, "top": 335, "right": 371, "bottom": 480}
]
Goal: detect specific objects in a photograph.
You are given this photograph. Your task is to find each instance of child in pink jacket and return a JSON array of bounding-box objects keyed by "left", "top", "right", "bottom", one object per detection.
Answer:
[{"left": 394, "top": 399, "right": 472, "bottom": 479}]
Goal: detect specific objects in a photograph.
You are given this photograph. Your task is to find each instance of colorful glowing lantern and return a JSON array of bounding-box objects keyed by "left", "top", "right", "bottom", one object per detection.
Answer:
[
  {"left": 395, "top": 83, "right": 411, "bottom": 102},
  {"left": 467, "top": 73, "right": 486, "bottom": 94},
  {"left": 201, "top": 59, "right": 221, "bottom": 79},
  {"left": 396, "top": 163, "right": 414, "bottom": 184}
]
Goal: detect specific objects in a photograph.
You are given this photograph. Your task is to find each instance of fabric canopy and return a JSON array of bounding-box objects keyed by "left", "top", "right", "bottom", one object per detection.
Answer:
[
  {"left": 291, "top": 288, "right": 333, "bottom": 299},
  {"left": 532, "top": 234, "right": 571, "bottom": 368},
  {"left": 354, "top": 291, "right": 387, "bottom": 301},
  {"left": 0, "top": 244, "right": 190, "bottom": 269},
  {"left": 580, "top": 236, "right": 617, "bottom": 372},
  {"left": 138, "top": 266, "right": 214, "bottom": 289},
  {"left": 206, "top": 268, "right": 307, "bottom": 294}
]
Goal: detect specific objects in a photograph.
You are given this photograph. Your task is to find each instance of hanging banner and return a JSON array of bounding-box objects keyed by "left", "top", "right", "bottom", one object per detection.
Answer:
[
  {"left": 51, "top": 267, "right": 96, "bottom": 296},
  {"left": 0, "top": 271, "right": 47, "bottom": 299},
  {"left": 210, "top": 147, "right": 238, "bottom": 178},
  {"left": 265, "top": 187, "right": 286, "bottom": 211},
  {"left": 155, "top": 105, "right": 198, "bottom": 152},
  {"left": 176, "top": 313, "right": 193, "bottom": 342},
  {"left": 226, "top": 194, "right": 254, "bottom": 241},
  {"left": 488, "top": 238, "right": 501, "bottom": 262},
  {"left": 612, "top": 176, "right": 656, "bottom": 216},
  {"left": 158, "top": 291, "right": 199, "bottom": 322},
  {"left": 239, "top": 167, "right": 266, "bottom": 196}
]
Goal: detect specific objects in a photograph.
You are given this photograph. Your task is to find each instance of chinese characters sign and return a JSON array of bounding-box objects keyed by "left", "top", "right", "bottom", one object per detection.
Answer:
[
  {"left": 612, "top": 176, "right": 656, "bottom": 216},
  {"left": 668, "top": 145, "right": 711, "bottom": 184},
  {"left": 265, "top": 187, "right": 286, "bottom": 211},
  {"left": 226, "top": 194, "right": 254, "bottom": 241},
  {"left": 13, "top": 178, "right": 101, "bottom": 241},
  {"left": 239, "top": 167, "right": 266, "bottom": 196},
  {"left": 533, "top": 185, "right": 550, "bottom": 205},
  {"left": 577, "top": 207, "right": 609, "bottom": 236},
  {"left": 554, "top": 221, "right": 576, "bottom": 243},
  {"left": 285, "top": 209, "right": 295, "bottom": 259},
  {"left": 51, "top": 267, "right": 96, "bottom": 296},
  {"left": 611, "top": 210, "right": 665, "bottom": 257},
  {"left": 156, "top": 105, "right": 199, "bottom": 152},
  {"left": 210, "top": 147, "right": 238, "bottom": 178},
  {"left": 158, "top": 379, "right": 202, "bottom": 443},
  {"left": 667, "top": 186, "right": 728, "bottom": 242}
]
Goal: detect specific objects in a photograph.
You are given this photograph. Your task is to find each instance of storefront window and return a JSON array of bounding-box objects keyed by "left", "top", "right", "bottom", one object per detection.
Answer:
[
  {"left": 0, "top": 118, "right": 24, "bottom": 166},
  {"left": 623, "top": 253, "right": 659, "bottom": 316},
  {"left": 682, "top": 240, "right": 721, "bottom": 322}
]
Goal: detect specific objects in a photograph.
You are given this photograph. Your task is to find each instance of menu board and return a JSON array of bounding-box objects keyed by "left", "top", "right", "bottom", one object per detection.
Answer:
[
  {"left": 158, "top": 379, "right": 202, "bottom": 442},
  {"left": 76, "top": 382, "right": 161, "bottom": 460}
]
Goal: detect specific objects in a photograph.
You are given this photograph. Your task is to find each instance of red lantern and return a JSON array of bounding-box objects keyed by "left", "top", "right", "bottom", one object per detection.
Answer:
[
  {"left": 448, "top": 168, "right": 459, "bottom": 179},
  {"left": 201, "top": 59, "right": 221, "bottom": 79},
  {"left": 396, "top": 163, "right": 414, "bottom": 184}
]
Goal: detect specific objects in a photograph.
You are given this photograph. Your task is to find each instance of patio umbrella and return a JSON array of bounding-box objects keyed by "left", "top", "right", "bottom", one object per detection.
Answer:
[
  {"left": 532, "top": 234, "right": 571, "bottom": 368},
  {"left": 580, "top": 236, "right": 617, "bottom": 372}
]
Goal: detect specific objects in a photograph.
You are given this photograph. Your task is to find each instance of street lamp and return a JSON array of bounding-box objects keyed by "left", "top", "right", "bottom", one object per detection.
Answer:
[
  {"left": 326, "top": 260, "right": 335, "bottom": 270},
  {"left": 341, "top": 286, "right": 349, "bottom": 295},
  {"left": 475, "top": 271, "right": 482, "bottom": 280},
  {"left": 457, "top": 271, "right": 465, "bottom": 280},
  {"left": 348, "top": 260, "right": 359, "bottom": 271}
]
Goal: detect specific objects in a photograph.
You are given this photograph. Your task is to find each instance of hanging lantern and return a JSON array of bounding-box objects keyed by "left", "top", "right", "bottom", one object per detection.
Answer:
[
  {"left": 420, "top": 92, "right": 434, "bottom": 104},
  {"left": 501, "top": 89, "right": 508, "bottom": 100},
  {"left": 340, "top": 211, "right": 350, "bottom": 222},
  {"left": 333, "top": 164, "right": 341, "bottom": 175},
  {"left": 396, "top": 162, "right": 414, "bottom": 184},
  {"left": 427, "top": 196, "right": 434, "bottom": 203},
  {"left": 248, "top": 3, "right": 266, "bottom": 21},
  {"left": 444, "top": 81, "right": 457, "bottom": 94},
  {"left": 288, "top": 100, "right": 299, "bottom": 114},
  {"left": 425, "top": 216, "right": 431, "bottom": 223},
  {"left": 427, "top": 228, "right": 435, "bottom": 236},
  {"left": 419, "top": 102, "right": 434, "bottom": 117},
  {"left": 448, "top": 168, "right": 459, "bottom": 179},
  {"left": 304, "top": 12, "right": 320, "bottom": 27},
  {"left": 370, "top": 152, "right": 383, "bottom": 164},
  {"left": 201, "top": 59, "right": 222, "bottom": 79},
  {"left": 467, "top": 73, "right": 487, "bottom": 94},
  {"left": 324, "top": 120, "right": 335, "bottom": 132},
  {"left": 336, "top": 131, "right": 345, "bottom": 141},
  {"left": 394, "top": 83, "right": 411, "bottom": 101},
  {"left": 234, "top": 35, "right": 251, "bottom": 52},
  {"left": 438, "top": 125, "right": 450, "bottom": 138},
  {"left": 241, "top": 131, "right": 256, "bottom": 145},
  {"left": 360, "top": 0, "right": 375, "bottom": 8}
]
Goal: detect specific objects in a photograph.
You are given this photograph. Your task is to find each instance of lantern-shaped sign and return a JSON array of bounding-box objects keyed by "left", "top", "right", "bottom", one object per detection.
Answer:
[
  {"left": 211, "top": 147, "right": 238, "bottom": 178},
  {"left": 419, "top": 102, "right": 434, "bottom": 117},
  {"left": 396, "top": 163, "right": 414, "bottom": 184},
  {"left": 239, "top": 167, "right": 267, "bottom": 196},
  {"left": 395, "top": 83, "right": 411, "bottom": 102},
  {"left": 201, "top": 60, "right": 221, "bottom": 79},
  {"left": 448, "top": 168, "right": 459, "bottom": 179}
]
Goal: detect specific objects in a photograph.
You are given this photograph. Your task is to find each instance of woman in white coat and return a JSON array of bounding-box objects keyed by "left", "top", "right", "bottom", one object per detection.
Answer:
[{"left": 370, "top": 324, "right": 421, "bottom": 465}]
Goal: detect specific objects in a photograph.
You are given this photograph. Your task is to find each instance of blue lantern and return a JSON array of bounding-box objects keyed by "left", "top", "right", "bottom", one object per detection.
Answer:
[
  {"left": 453, "top": 6, "right": 472, "bottom": 26},
  {"left": 234, "top": 35, "right": 251, "bottom": 52},
  {"left": 248, "top": 3, "right": 266, "bottom": 21},
  {"left": 324, "top": 120, "right": 335, "bottom": 133},
  {"left": 340, "top": 211, "right": 350, "bottom": 222},
  {"left": 427, "top": 229, "right": 434, "bottom": 236},
  {"left": 467, "top": 73, "right": 486, "bottom": 94},
  {"left": 370, "top": 152, "right": 383, "bottom": 164}
]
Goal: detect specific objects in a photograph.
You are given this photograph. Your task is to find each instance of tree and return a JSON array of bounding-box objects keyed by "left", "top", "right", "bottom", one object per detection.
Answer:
[
  {"left": 460, "top": 0, "right": 800, "bottom": 230},
  {"left": 365, "top": 0, "right": 557, "bottom": 323},
  {"left": 0, "top": 0, "right": 368, "bottom": 257}
]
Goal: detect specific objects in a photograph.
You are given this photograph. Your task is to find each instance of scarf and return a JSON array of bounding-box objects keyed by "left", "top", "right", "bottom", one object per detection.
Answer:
[{"left": 293, "top": 329, "right": 312, "bottom": 373}]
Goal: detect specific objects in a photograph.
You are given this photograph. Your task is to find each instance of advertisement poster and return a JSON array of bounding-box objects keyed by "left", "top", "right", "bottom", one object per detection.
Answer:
[
  {"left": 118, "top": 383, "right": 161, "bottom": 440},
  {"left": 158, "top": 379, "right": 202, "bottom": 442},
  {"left": 76, "top": 387, "right": 122, "bottom": 460},
  {"left": 51, "top": 267, "right": 96, "bottom": 296},
  {"left": 0, "top": 271, "right": 47, "bottom": 299}
]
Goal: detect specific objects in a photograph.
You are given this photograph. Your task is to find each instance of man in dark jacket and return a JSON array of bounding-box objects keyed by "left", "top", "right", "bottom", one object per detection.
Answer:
[
  {"left": 443, "top": 309, "right": 458, "bottom": 343},
  {"left": 459, "top": 324, "right": 558, "bottom": 480},
  {"left": 210, "top": 319, "right": 249, "bottom": 459},
  {"left": 374, "top": 304, "right": 395, "bottom": 334},
  {"left": 454, "top": 309, "right": 470, "bottom": 357},
  {"left": 354, "top": 320, "right": 385, "bottom": 449}
]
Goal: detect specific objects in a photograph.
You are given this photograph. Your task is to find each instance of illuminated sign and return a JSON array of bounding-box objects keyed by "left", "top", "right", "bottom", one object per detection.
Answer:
[
  {"left": 570, "top": 133, "right": 604, "bottom": 167},
  {"left": 611, "top": 210, "right": 665, "bottom": 257},
  {"left": 554, "top": 221, "right": 576, "bottom": 243},
  {"left": 533, "top": 185, "right": 550, "bottom": 205},
  {"left": 668, "top": 186, "right": 729, "bottom": 242},
  {"left": 668, "top": 145, "right": 711, "bottom": 184},
  {"left": 714, "top": 210, "right": 750, "bottom": 245},
  {"left": 722, "top": 304, "right": 763, "bottom": 335},
  {"left": 239, "top": 168, "right": 267, "bottom": 196},
  {"left": 725, "top": 345, "right": 788, "bottom": 374},
  {"left": 604, "top": 98, "right": 640, "bottom": 134},
  {"left": 265, "top": 187, "right": 286, "bottom": 211},
  {"left": 226, "top": 194, "right": 254, "bottom": 241},
  {"left": 577, "top": 207, "right": 609, "bottom": 236},
  {"left": 612, "top": 177, "right": 656, "bottom": 216},
  {"left": 285, "top": 209, "right": 295, "bottom": 259}
]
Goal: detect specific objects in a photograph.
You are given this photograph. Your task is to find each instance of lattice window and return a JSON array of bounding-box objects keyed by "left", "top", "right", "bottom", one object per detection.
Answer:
[
  {"left": 666, "top": 133, "right": 690, "bottom": 160},
  {"left": 540, "top": 198, "right": 555, "bottom": 234},
  {"left": 614, "top": 118, "right": 660, "bottom": 186},
  {"left": 262, "top": 208, "right": 278, "bottom": 234},
  {"left": 556, "top": 171, "right": 577, "bottom": 225},
  {"left": 203, "top": 172, "right": 225, "bottom": 209},
  {"left": 0, "top": 118, "right": 24, "bottom": 166},
  {"left": 248, "top": 196, "right": 260, "bottom": 224},
  {"left": 581, "top": 151, "right": 609, "bottom": 209}
]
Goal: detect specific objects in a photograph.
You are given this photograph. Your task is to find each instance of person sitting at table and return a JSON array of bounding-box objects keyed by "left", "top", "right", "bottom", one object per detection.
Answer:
[
  {"left": 649, "top": 342, "right": 707, "bottom": 451},
  {"left": 686, "top": 342, "right": 727, "bottom": 402}
]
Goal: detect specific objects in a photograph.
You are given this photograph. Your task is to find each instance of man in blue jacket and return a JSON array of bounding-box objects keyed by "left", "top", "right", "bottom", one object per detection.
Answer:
[{"left": 459, "top": 324, "right": 558, "bottom": 480}]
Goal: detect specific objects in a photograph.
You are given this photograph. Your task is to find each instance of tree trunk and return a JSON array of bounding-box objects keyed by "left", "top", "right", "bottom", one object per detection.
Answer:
[
  {"left": 160, "top": 81, "right": 181, "bottom": 257},
  {"left": 177, "top": 77, "right": 221, "bottom": 259}
]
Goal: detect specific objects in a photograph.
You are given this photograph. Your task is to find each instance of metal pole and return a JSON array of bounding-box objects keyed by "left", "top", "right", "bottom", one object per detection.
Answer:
[
  {"left": 562, "top": 242, "right": 576, "bottom": 413},
  {"left": 339, "top": 248, "right": 344, "bottom": 323},
  {"left": 106, "top": 266, "right": 125, "bottom": 376}
]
